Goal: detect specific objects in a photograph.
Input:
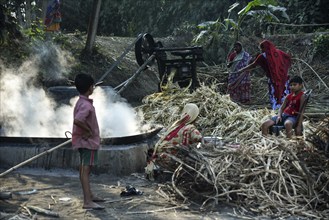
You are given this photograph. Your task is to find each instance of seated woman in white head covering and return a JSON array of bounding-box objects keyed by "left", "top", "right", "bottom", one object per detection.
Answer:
[{"left": 145, "top": 103, "right": 203, "bottom": 179}]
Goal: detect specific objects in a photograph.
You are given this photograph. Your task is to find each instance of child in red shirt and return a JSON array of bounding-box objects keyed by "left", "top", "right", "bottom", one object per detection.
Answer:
[{"left": 261, "top": 76, "right": 305, "bottom": 138}]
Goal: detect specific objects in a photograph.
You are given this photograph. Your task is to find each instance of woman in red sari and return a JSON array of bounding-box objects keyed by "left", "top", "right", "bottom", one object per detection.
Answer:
[{"left": 238, "top": 40, "right": 291, "bottom": 109}]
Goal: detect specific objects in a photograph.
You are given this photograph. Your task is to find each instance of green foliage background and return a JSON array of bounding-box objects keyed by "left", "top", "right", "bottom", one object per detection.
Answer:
[
  {"left": 1, "top": 0, "right": 328, "bottom": 64},
  {"left": 58, "top": 0, "right": 329, "bottom": 37}
]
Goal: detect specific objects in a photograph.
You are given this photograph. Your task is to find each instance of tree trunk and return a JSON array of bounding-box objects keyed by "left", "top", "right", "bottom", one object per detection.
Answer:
[
  {"left": 85, "top": 0, "right": 102, "bottom": 54},
  {"left": 16, "top": 3, "right": 24, "bottom": 27},
  {"left": 25, "top": 0, "right": 31, "bottom": 28},
  {"left": 38, "top": 0, "right": 49, "bottom": 24}
]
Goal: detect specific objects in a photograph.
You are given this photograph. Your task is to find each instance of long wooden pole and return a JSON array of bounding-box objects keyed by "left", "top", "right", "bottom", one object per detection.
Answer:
[
  {"left": 117, "top": 54, "right": 156, "bottom": 94},
  {"left": 96, "top": 34, "right": 143, "bottom": 84},
  {"left": 0, "top": 139, "right": 72, "bottom": 178}
]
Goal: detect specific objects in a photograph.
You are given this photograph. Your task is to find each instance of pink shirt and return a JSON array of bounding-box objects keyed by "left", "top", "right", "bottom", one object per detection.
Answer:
[{"left": 72, "top": 95, "right": 100, "bottom": 150}]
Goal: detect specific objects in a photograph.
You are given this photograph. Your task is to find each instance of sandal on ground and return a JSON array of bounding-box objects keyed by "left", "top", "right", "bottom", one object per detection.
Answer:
[
  {"left": 120, "top": 185, "right": 143, "bottom": 197},
  {"left": 83, "top": 202, "right": 105, "bottom": 210}
]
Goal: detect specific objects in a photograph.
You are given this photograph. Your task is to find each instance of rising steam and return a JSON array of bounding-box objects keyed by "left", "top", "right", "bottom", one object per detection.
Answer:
[{"left": 0, "top": 43, "right": 143, "bottom": 137}]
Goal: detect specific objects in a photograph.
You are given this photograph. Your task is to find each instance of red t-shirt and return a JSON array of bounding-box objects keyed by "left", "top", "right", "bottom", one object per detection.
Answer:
[{"left": 283, "top": 91, "right": 304, "bottom": 116}]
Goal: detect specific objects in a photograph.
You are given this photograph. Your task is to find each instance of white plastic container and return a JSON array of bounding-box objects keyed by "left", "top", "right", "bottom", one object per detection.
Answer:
[{"left": 203, "top": 136, "right": 223, "bottom": 148}]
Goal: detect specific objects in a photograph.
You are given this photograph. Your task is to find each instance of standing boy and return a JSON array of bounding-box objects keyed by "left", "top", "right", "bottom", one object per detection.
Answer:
[
  {"left": 261, "top": 75, "right": 305, "bottom": 138},
  {"left": 72, "top": 73, "right": 104, "bottom": 210}
]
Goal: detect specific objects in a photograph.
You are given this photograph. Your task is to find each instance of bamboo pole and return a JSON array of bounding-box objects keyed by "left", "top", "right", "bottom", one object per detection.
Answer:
[
  {"left": 96, "top": 33, "right": 143, "bottom": 84},
  {"left": 117, "top": 54, "right": 156, "bottom": 94},
  {"left": 0, "top": 139, "right": 72, "bottom": 178}
]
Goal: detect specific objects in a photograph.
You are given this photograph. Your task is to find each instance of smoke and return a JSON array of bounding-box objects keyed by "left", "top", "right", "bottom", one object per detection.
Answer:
[
  {"left": 0, "top": 43, "right": 144, "bottom": 138},
  {"left": 0, "top": 59, "right": 70, "bottom": 137},
  {"left": 92, "top": 87, "right": 141, "bottom": 137},
  {"left": 34, "top": 41, "right": 74, "bottom": 81}
]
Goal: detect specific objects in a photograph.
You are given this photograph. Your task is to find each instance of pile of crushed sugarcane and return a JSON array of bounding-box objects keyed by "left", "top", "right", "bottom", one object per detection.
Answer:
[
  {"left": 136, "top": 83, "right": 329, "bottom": 219},
  {"left": 307, "top": 116, "right": 329, "bottom": 157},
  {"left": 138, "top": 81, "right": 300, "bottom": 142}
]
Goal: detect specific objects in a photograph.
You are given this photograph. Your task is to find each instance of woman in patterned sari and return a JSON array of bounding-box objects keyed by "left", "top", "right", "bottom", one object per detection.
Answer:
[
  {"left": 145, "top": 103, "right": 203, "bottom": 180},
  {"left": 227, "top": 42, "right": 251, "bottom": 103},
  {"left": 238, "top": 40, "right": 291, "bottom": 109},
  {"left": 44, "top": 0, "right": 61, "bottom": 32}
]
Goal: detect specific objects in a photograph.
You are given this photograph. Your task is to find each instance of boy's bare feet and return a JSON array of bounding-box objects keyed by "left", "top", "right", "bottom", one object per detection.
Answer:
[
  {"left": 91, "top": 196, "right": 106, "bottom": 202},
  {"left": 83, "top": 201, "right": 105, "bottom": 210}
]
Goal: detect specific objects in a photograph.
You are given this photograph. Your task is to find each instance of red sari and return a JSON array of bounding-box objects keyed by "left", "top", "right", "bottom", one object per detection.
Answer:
[
  {"left": 249, "top": 40, "right": 291, "bottom": 109},
  {"left": 259, "top": 40, "right": 291, "bottom": 104}
]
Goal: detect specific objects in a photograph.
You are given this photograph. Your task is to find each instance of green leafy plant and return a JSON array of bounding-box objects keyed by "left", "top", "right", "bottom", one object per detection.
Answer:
[
  {"left": 313, "top": 33, "right": 329, "bottom": 58},
  {"left": 23, "top": 19, "right": 45, "bottom": 42},
  {"left": 193, "top": 3, "right": 239, "bottom": 45},
  {"left": 192, "top": 0, "right": 290, "bottom": 64},
  {"left": 231, "top": 0, "right": 289, "bottom": 40}
]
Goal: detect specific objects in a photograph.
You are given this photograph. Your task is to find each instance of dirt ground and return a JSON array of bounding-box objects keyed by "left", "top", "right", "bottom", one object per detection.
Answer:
[{"left": 0, "top": 168, "right": 246, "bottom": 220}]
